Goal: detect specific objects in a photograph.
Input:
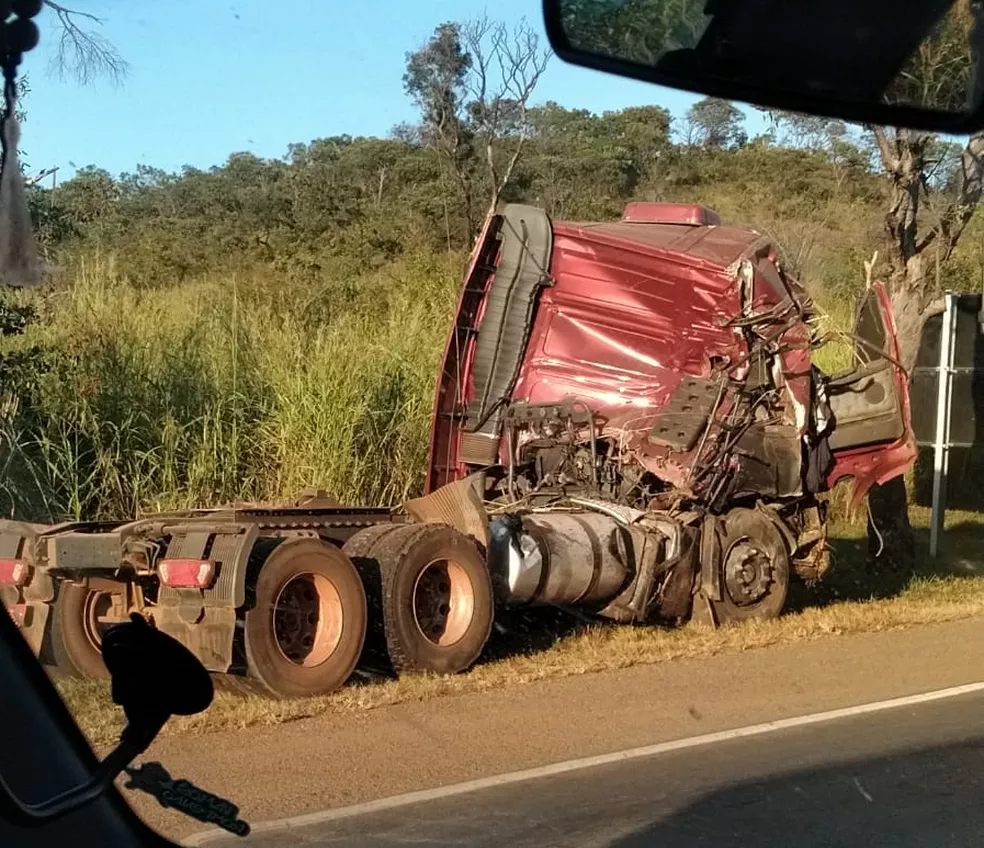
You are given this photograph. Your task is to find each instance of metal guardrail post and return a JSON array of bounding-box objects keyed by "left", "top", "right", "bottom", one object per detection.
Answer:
[{"left": 930, "top": 291, "right": 957, "bottom": 558}]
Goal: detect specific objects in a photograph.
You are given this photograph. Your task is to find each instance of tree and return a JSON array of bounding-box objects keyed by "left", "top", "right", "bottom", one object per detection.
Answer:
[
  {"left": 403, "top": 17, "right": 549, "bottom": 243},
  {"left": 403, "top": 22, "right": 476, "bottom": 241},
  {"left": 686, "top": 97, "right": 746, "bottom": 149},
  {"left": 864, "top": 0, "right": 984, "bottom": 571},
  {"left": 43, "top": 2, "right": 128, "bottom": 85},
  {"left": 520, "top": 102, "right": 672, "bottom": 219},
  {"left": 757, "top": 109, "right": 848, "bottom": 151},
  {"left": 460, "top": 16, "right": 550, "bottom": 220},
  {"left": 52, "top": 165, "right": 118, "bottom": 224}
]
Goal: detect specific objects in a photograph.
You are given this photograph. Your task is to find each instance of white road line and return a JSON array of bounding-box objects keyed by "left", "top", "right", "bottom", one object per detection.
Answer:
[{"left": 181, "top": 680, "right": 984, "bottom": 846}]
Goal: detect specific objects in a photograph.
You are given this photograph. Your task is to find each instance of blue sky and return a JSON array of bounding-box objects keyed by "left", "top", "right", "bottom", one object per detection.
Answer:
[{"left": 18, "top": 0, "right": 767, "bottom": 181}]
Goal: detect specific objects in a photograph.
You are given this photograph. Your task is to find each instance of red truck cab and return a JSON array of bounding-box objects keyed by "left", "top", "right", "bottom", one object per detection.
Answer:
[{"left": 426, "top": 203, "right": 914, "bottom": 617}]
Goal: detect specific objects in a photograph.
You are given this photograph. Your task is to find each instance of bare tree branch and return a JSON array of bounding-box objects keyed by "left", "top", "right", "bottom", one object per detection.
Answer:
[
  {"left": 461, "top": 16, "right": 550, "bottom": 219},
  {"left": 929, "top": 130, "right": 984, "bottom": 262},
  {"left": 43, "top": 1, "right": 128, "bottom": 86},
  {"left": 870, "top": 125, "right": 898, "bottom": 171}
]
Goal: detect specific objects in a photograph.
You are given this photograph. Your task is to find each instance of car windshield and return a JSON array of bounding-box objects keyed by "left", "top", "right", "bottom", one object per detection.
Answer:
[{"left": 3, "top": 2, "right": 984, "bottom": 847}]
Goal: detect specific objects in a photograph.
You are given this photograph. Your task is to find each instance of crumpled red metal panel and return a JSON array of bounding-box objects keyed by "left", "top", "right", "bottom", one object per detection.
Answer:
[
  {"left": 427, "top": 206, "right": 914, "bottom": 501},
  {"left": 509, "top": 222, "right": 751, "bottom": 485}
]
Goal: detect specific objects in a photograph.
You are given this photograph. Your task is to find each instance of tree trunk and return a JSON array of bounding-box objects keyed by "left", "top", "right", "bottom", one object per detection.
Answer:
[
  {"left": 866, "top": 476, "right": 913, "bottom": 572},
  {"left": 864, "top": 112, "right": 984, "bottom": 576}
]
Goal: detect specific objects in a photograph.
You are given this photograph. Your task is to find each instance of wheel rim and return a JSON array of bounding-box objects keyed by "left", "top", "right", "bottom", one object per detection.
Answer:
[
  {"left": 273, "top": 572, "right": 344, "bottom": 668},
  {"left": 723, "top": 539, "right": 774, "bottom": 606},
  {"left": 412, "top": 559, "right": 476, "bottom": 648},
  {"left": 82, "top": 591, "right": 120, "bottom": 653}
]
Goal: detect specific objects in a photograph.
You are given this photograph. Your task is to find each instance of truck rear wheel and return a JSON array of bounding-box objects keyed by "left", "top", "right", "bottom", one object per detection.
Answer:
[
  {"left": 342, "top": 523, "right": 405, "bottom": 627},
  {"left": 46, "top": 583, "right": 121, "bottom": 678},
  {"left": 711, "top": 509, "right": 790, "bottom": 624},
  {"left": 342, "top": 523, "right": 404, "bottom": 563},
  {"left": 342, "top": 523, "right": 405, "bottom": 671},
  {"left": 370, "top": 523, "right": 493, "bottom": 676},
  {"left": 243, "top": 539, "right": 367, "bottom": 698}
]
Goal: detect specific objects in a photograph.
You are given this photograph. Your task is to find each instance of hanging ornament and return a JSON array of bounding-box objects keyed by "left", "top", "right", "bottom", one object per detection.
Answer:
[{"left": 0, "top": 0, "right": 42, "bottom": 287}]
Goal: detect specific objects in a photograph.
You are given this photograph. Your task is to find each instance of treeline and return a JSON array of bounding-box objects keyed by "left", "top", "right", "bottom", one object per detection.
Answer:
[{"left": 31, "top": 102, "right": 889, "bottom": 301}]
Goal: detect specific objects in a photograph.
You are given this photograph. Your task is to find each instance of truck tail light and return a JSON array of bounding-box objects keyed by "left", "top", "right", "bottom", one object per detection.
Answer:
[
  {"left": 159, "top": 559, "right": 214, "bottom": 589},
  {"left": 0, "top": 558, "right": 28, "bottom": 586},
  {"left": 4, "top": 602, "right": 27, "bottom": 627}
]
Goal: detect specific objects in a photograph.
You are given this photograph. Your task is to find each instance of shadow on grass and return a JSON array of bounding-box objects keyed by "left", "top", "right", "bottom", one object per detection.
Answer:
[
  {"left": 786, "top": 518, "right": 984, "bottom": 612},
  {"left": 480, "top": 605, "right": 592, "bottom": 664}
]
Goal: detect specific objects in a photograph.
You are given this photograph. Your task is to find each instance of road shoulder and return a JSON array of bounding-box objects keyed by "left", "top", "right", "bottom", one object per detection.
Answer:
[{"left": 133, "top": 616, "right": 984, "bottom": 842}]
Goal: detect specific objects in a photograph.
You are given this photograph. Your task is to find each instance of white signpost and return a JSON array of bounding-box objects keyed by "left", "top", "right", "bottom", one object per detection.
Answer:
[{"left": 929, "top": 291, "right": 957, "bottom": 558}]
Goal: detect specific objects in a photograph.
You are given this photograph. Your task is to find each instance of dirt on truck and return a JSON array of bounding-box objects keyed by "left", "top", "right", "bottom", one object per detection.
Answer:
[{"left": 0, "top": 201, "right": 917, "bottom": 699}]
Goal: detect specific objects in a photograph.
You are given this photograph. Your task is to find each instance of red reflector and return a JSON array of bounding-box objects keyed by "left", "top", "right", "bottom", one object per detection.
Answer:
[
  {"left": 0, "top": 558, "right": 28, "bottom": 586},
  {"left": 159, "top": 559, "right": 214, "bottom": 589},
  {"left": 5, "top": 603, "right": 27, "bottom": 627}
]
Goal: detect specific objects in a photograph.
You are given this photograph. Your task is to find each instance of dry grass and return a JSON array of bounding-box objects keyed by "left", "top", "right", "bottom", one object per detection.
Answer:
[{"left": 56, "top": 510, "right": 984, "bottom": 752}]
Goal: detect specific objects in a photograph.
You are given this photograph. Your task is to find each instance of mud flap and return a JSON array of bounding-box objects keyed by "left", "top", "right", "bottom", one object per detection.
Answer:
[
  {"left": 0, "top": 521, "right": 54, "bottom": 656},
  {"left": 404, "top": 474, "right": 490, "bottom": 551},
  {"left": 691, "top": 509, "right": 721, "bottom": 625},
  {"left": 698, "top": 514, "right": 722, "bottom": 602},
  {"left": 155, "top": 524, "right": 258, "bottom": 672},
  {"left": 689, "top": 591, "right": 719, "bottom": 628}
]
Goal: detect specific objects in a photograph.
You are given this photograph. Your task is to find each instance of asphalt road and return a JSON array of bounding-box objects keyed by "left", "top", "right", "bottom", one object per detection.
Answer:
[
  {"left": 122, "top": 617, "right": 984, "bottom": 845},
  {"left": 200, "top": 687, "right": 984, "bottom": 847},
  {"left": 139, "top": 617, "right": 984, "bottom": 845}
]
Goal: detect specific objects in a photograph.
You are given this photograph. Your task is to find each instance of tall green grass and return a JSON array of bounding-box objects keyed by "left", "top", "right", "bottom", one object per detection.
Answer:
[
  {"left": 0, "top": 252, "right": 462, "bottom": 521},
  {"left": 0, "top": 248, "right": 873, "bottom": 526}
]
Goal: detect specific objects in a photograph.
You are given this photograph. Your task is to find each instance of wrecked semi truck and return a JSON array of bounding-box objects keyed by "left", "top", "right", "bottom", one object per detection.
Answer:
[{"left": 0, "top": 202, "right": 916, "bottom": 698}]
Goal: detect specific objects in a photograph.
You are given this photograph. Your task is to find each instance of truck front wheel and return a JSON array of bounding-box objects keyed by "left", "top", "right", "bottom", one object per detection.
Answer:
[
  {"left": 710, "top": 508, "right": 790, "bottom": 624},
  {"left": 243, "top": 539, "right": 367, "bottom": 698},
  {"left": 370, "top": 523, "right": 493, "bottom": 676},
  {"left": 46, "top": 583, "right": 121, "bottom": 678}
]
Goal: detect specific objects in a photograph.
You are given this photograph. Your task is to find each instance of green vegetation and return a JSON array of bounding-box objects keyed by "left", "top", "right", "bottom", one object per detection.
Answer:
[
  {"left": 4, "top": 102, "right": 984, "bottom": 521},
  {"left": 0, "top": 252, "right": 462, "bottom": 519},
  {"left": 2, "top": 18, "right": 984, "bottom": 523}
]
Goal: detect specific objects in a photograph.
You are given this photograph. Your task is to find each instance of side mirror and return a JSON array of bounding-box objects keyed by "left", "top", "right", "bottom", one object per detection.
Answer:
[
  {"left": 542, "top": 0, "right": 984, "bottom": 133},
  {"left": 0, "top": 614, "right": 213, "bottom": 826}
]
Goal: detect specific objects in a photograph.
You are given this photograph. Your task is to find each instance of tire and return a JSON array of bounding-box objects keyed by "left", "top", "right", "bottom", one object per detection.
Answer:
[
  {"left": 342, "top": 523, "right": 406, "bottom": 629},
  {"left": 342, "top": 523, "right": 406, "bottom": 672},
  {"left": 46, "top": 583, "right": 120, "bottom": 678},
  {"left": 342, "top": 523, "right": 405, "bottom": 563},
  {"left": 711, "top": 508, "right": 790, "bottom": 624},
  {"left": 243, "top": 539, "right": 367, "bottom": 699},
  {"left": 369, "top": 523, "right": 493, "bottom": 676}
]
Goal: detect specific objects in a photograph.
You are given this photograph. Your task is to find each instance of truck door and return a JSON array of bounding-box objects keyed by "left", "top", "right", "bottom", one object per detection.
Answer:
[{"left": 825, "top": 282, "right": 917, "bottom": 501}]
